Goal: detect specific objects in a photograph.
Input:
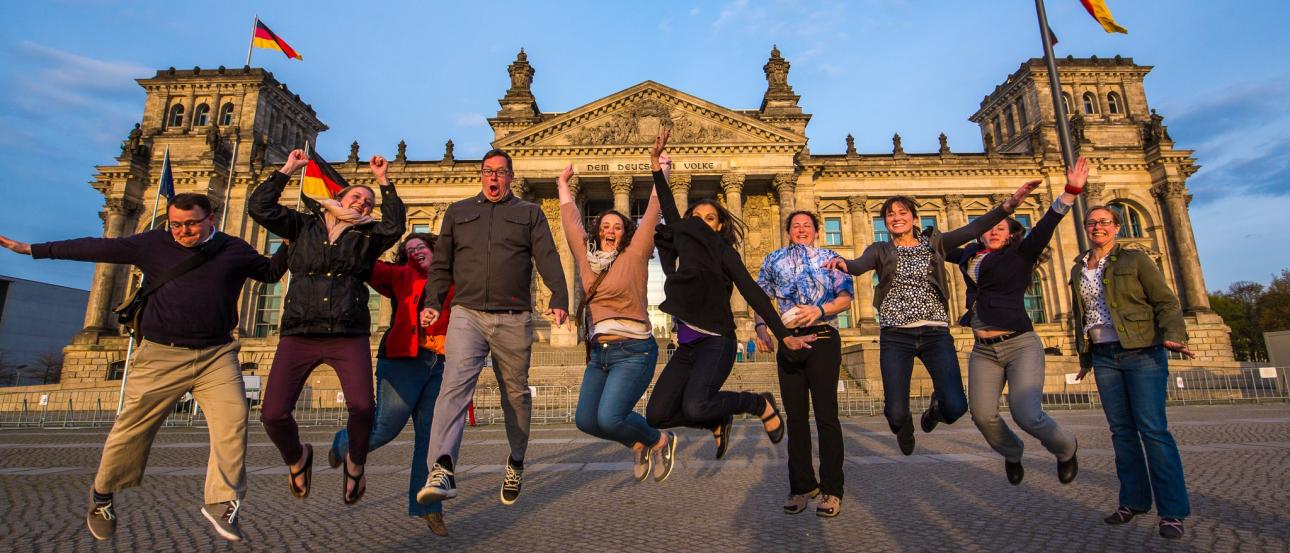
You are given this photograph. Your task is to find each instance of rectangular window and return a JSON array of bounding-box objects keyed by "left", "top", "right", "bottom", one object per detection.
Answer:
[
  {"left": 1017, "top": 100, "right": 1028, "bottom": 127},
  {"left": 920, "top": 216, "right": 936, "bottom": 232},
  {"left": 251, "top": 234, "right": 286, "bottom": 338},
  {"left": 872, "top": 217, "right": 889, "bottom": 243},
  {"left": 411, "top": 223, "right": 430, "bottom": 234},
  {"left": 824, "top": 217, "right": 843, "bottom": 246},
  {"left": 836, "top": 309, "right": 851, "bottom": 329},
  {"left": 993, "top": 117, "right": 1003, "bottom": 143},
  {"left": 1015, "top": 214, "right": 1032, "bottom": 231},
  {"left": 368, "top": 285, "right": 382, "bottom": 334},
  {"left": 1004, "top": 106, "right": 1016, "bottom": 138}
]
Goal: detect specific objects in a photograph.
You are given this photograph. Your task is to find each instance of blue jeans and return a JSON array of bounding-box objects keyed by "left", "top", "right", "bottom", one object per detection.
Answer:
[
  {"left": 332, "top": 349, "right": 443, "bottom": 516},
  {"left": 576, "top": 338, "right": 661, "bottom": 449},
  {"left": 878, "top": 326, "right": 967, "bottom": 433},
  {"left": 1091, "top": 342, "right": 1190, "bottom": 519}
]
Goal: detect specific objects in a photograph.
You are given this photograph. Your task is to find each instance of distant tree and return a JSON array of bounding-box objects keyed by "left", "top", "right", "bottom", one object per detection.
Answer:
[
  {"left": 34, "top": 351, "right": 64, "bottom": 384},
  {"left": 1258, "top": 269, "right": 1290, "bottom": 332},
  {"left": 1211, "top": 293, "right": 1264, "bottom": 361}
]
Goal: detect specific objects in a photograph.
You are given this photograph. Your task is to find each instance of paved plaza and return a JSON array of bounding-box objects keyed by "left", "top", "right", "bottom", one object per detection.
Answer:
[{"left": 2, "top": 403, "right": 1288, "bottom": 552}]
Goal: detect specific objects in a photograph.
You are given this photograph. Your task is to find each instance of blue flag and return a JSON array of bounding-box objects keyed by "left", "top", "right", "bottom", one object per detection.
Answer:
[{"left": 157, "top": 148, "right": 175, "bottom": 202}]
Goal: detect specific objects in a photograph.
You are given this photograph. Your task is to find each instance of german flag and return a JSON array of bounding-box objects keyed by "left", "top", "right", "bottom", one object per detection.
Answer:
[
  {"left": 1080, "top": 0, "right": 1128, "bottom": 34},
  {"left": 302, "top": 150, "right": 347, "bottom": 199},
  {"left": 252, "top": 19, "right": 303, "bottom": 60}
]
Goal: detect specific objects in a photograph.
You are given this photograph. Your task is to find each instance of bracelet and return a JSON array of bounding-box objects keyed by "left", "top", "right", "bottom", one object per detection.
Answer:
[
  {"left": 818, "top": 305, "right": 827, "bottom": 318},
  {"left": 1064, "top": 184, "right": 1084, "bottom": 195},
  {"left": 755, "top": 322, "right": 767, "bottom": 329}
]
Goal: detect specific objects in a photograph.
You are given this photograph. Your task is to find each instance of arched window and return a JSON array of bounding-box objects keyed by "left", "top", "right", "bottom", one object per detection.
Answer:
[
  {"left": 1060, "top": 93, "right": 1072, "bottom": 116},
  {"left": 1107, "top": 92, "right": 1122, "bottom": 115},
  {"left": 1082, "top": 92, "right": 1099, "bottom": 115},
  {"left": 168, "top": 104, "right": 185, "bottom": 127},
  {"left": 251, "top": 234, "right": 286, "bottom": 337},
  {"left": 1108, "top": 202, "right": 1145, "bottom": 239},
  {"left": 193, "top": 103, "right": 210, "bottom": 126},
  {"left": 219, "top": 102, "right": 235, "bottom": 126},
  {"left": 1024, "top": 273, "right": 1046, "bottom": 324}
]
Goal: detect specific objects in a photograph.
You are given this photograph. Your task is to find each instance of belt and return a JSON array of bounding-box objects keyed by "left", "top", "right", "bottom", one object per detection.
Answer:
[
  {"left": 478, "top": 308, "right": 529, "bottom": 315},
  {"left": 975, "top": 330, "right": 1024, "bottom": 345},
  {"left": 793, "top": 325, "right": 837, "bottom": 338}
]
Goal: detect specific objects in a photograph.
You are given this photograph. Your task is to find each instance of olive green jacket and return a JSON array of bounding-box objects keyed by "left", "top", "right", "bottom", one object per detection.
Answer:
[{"left": 1069, "top": 244, "right": 1188, "bottom": 368}]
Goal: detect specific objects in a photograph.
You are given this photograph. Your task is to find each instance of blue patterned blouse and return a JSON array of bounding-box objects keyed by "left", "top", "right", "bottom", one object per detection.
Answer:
[{"left": 756, "top": 244, "right": 855, "bottom": 326}]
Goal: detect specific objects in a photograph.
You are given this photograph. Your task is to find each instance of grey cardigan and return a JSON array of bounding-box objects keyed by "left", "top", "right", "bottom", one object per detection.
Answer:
[{"left": 843, "top": 204, "right": 1012, "bottom": 318}]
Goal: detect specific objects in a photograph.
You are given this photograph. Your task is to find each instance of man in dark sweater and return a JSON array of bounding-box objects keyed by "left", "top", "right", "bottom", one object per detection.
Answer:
[
  {"left": 0, "top": 193, "right": 287, "bottom": 543},
  {"left": 417, "top": 148, "right": 568, "bottom": 508}
]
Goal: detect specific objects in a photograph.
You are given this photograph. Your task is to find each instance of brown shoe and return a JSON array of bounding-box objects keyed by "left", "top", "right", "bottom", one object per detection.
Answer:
[
  {"left": 783, "top": 488, "right": 819, "bottom": 515},
  {"left": 421, "top": 513, "right": 448, "bottom": 537},
  {"left": 816, "top": 494, "right": 841, "bottom": 518}
]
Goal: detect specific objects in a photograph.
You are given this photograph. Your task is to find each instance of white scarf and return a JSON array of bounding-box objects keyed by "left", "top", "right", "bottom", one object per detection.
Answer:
[
  {"left": 318, "top": 199, "right": 374, "bottom": 243},
  {"left": 587, "top": 249, "right": 618, "bottom": 275}
]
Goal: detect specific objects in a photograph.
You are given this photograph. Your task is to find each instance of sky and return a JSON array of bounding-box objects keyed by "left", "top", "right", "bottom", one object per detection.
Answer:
[{"left": 0, "top": 0, "right": 1287, "bottom": 292}]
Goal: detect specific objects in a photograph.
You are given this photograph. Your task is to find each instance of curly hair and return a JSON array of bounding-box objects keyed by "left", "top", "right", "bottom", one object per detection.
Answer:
[{"left": 591, "top": 210, "right": 637, "bottom": 253}]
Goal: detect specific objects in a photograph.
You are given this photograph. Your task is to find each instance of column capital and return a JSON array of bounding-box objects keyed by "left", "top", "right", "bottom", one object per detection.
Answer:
[
  {"left": 609, "top": 175, "right": 634, "bottom": 194},
  {"left": 566, "top": 175, "right": 581, "bottom": 198},
  {"left": 944, "top": 194, "right": 965, "bottom": 211},
  {"left": 772, "top": 173, "right": 796, "bottom": 196},
  {"left": 1084, "top": 181, "right": 1105, "bottom": 204},
  {"left": 668, "top": 173, "right": 692, "bottom": 190},
  {"left": 720, "top": 172, "right": 746, "bottom": 194},
  {"left": 1151, "top": 181, "right": 1187, "bottom": 200},
  {"left": 846, "top": 195, "right": 868, "bottom": 214},
  {"left": 105, "top": 198, "right": 141, "bottom": 215}
]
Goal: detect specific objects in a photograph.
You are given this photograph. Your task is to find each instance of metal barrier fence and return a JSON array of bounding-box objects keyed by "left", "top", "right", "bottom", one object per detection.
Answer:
[{"left": 1, "top": 366, "right": 1286, "bottom": 429}]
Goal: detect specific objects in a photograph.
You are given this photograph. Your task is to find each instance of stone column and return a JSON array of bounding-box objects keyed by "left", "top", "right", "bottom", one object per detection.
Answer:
[
  {"left": 539, "top": 197, "right": 579, "bottom": 346},
  {"left": 773, "top": 173, "right": 796, "bottom": 242},
  {"left": 668, "top": 173, "right": 691, "bottom": 214},
  {"left": 847, "top": 195, "right": 875, "bottom": 322},
  {"left": 82, "top": 198, "right": 138, "bottom": 333},
  {"left": 183, "top": 89, "right": 196, "bottom": 132},
  {"left": 944, "top": 194, "right": 969, "bottom": 319},
  {"left": 1153, "top": 180, "right": 1212, "bottom": 313},
  {"left": 609, "top": 175, "right": 633, "bottom": 215},
  {"left": 721, "top": 172, "right": 747, "bottom": 314}
]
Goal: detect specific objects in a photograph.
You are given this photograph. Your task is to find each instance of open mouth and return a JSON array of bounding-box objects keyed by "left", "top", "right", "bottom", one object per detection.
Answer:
[
  {"left": 603, "top": 237, "right": 618, "bottom": 248},
  {"left": 486, "top": 183, "right": 501, "bottom": 197},
  {"left": 413, "top": 254, "right": 427, "bottom": 263}
]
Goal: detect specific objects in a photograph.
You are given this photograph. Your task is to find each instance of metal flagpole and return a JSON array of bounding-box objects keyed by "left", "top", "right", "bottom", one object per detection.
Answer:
[
  {"left": 117, "top": 145, "right": 170, "bottom": 414},
  {"left": 1034, "top": 0, "right": 1090, "bottom": 251},
  {"left": 245, "top": 15, "right": 258, "bottom": 67},
  {"left": 281, "top": 141, "right": 311, "bottom": 297}
]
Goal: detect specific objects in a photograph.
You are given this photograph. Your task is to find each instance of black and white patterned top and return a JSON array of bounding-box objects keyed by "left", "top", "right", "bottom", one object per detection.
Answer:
[
  {"left": 1079, "top": 255, "right": 1120, "bottom": 342},
  {"left": 879, "top": 238, "right": 949, "bottom": 328}
]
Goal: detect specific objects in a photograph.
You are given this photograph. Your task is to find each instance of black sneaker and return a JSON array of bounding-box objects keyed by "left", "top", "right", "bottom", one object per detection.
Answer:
[
  {"left": 652, "top": 431, "right": 677, "bottom": 483},
  {"left": 86, "top": 501, "right": 116, "bottom": 541},
  {"left": 1104, "top": 506, "right": 1147, "bottom": 525},
  {"left": 896, "top": 419, "right": 916, "bottom": 456},
  {"left": 1057, "top": 440, "right": 1079, "bottom": 484},
  {"left": 1005, "top": 459, "right": 1024, "bottom": 485},
  {"left": 200, "top": 500, "right": 244, "bottom": 542},
  {"left": 920, "top": 399, "right": 941, "bottom": 433},
  {"left": 1158, "top": 518, "right": 1184, "bottom": 539},
  {"left": 500, "top": 458, "right": 523, "bottom": 505},
  {"left": 417, "top": 462, "right": 457, "bottom": 504}
]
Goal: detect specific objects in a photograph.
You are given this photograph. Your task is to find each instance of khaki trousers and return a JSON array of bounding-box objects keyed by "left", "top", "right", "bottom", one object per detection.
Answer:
[{"left": 94, "top": 339, "right": 247, "bottom": 504}]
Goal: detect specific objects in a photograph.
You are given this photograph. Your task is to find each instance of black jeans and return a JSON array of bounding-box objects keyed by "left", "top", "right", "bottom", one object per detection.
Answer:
[
  {"left": 646, "top": 335, "right": 764, "bottom": 431},
  {"left": 777, "top": 326, "right": 844, "bottom": 498},
  {"left": 878, "top": 326, "right": 967, "bottom": 434}
]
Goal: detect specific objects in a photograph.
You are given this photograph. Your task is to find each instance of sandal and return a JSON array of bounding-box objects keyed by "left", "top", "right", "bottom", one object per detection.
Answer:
[
  {"left": 288, "top": 444, "right": 313, "bottom": 499},
  {"left": 713, "top": 415, "right": 734, "bottom": 460},
  {"left": 759, "top": 392, "right": 785, "bottom": 444},
  {"left": 342, "top": 456, "right": 366, "bottom": 505}
]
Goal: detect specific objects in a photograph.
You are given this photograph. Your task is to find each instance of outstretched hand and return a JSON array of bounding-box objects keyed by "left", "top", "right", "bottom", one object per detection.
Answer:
[
  {"left": 651, "top": 127, "right": 670, "bottom": 161},
  {"left": 369, "top": 155, "right": 390, "bottom": 185},
  {"left": 1065, "top": 157, "right": 1089, "bottom": 194},
  {"left": 279, "top": 149, "right": 309, "bottom": 175},
  {"left": 1004, "top": 179, "right": 1042, "bottom": 212},
  {"left": 0, "top": 235, "right": 32, "bottom": 255},
  {"left": 557, "top": 164, "right": 574, "bottom": 187}
]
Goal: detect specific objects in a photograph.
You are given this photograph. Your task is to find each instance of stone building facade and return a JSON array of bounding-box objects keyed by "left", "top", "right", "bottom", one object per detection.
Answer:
[{"left": 53, "top": 49, "right": 1235, "bottom": 388}]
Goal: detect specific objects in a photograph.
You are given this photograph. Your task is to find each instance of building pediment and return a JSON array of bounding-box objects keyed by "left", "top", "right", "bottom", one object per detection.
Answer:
[{"left": 494, "top": 81, "right": 807, "bottom": 151}]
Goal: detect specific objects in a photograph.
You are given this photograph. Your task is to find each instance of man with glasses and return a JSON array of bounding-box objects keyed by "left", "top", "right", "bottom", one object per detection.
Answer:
[
  {"left": 417, "top": 149, "right": 568, "bottom": 507},
  {"left": 0, "top": 193, "right": 288, "bottom": 543}
]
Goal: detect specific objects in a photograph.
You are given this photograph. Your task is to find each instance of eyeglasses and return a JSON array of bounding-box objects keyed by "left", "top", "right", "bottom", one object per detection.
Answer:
[
  {"left": 480, "top": 169, "right": 513, "bottom": 178},
  {"left": 1084, "top": 219, "right": 1117, "bottom": 229},
  {"left": 167, "top": 220, "right": 208, "bottom": 231}
]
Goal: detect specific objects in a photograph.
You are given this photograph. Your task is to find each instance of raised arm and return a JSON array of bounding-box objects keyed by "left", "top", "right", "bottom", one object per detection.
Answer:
[
  {"left": 368, "top": 155, "right": 407, "bottom": 251},
  {"left": 628, "top": 158, "right": 664, "bottom": 256},
  {"left": 248, "top": 149, "right": 312, "bottom": 240},
  {"left": 24, "top": 231, "right": 153, "bottom": 266},
  {"left": 556, "top": 164, "right": 589, "bottom": 271},
  {"left": 650, "top": 129, "right": 683, "bottom": 224},
  {"left": 940, "top": 179, "right": 1040, "bottom": 249},
  {"left": 1019, "top": 157, "right": 1087, "bottom": 260}
]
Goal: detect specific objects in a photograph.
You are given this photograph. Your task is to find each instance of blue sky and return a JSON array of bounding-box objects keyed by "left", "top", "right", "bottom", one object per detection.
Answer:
[{"left": 1, "top": 0, "right": 1287, "bottom": 291}]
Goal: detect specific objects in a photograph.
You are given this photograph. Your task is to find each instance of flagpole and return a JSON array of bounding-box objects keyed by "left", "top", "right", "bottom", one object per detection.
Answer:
[
  {"left": 245, "top": 15, "right": 258, "bottom": 67},
  {"left": 117, "top": 145, "right": 171, "bottom": 414},
  {"left": 282, "top": 141, "right": 311, "bottom": 298},
  {"left": 1034, "top": 0, "right": 1089, "bottom": 251}
]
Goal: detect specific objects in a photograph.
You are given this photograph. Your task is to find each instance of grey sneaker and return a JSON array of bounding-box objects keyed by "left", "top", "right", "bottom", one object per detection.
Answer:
[
  {"left": 652, "top": 432, "right": 677, "bottom": 483},
  {"left": 500, "top": 458, "right": 523, "bottom": 505},
  {"left": 200, "top": 500, "right": 244, "bottom": 542},
  {"left": 783, "top": 488, "right": 820, "bottom": 515},
  {"left": 416, "top": 463, "right": 457, "bottom": 504},
  {"left": 632, "top": 445, "right": 652, "bottom": 482},
  {"left": 421, "top": 513, "right": 448, "bottom": 537},
  {"left": 816, "top": 494, "right": 841, "bottom": 518},
  {"left": 86, "top": 501, "right": 116, "bottom": 541}
]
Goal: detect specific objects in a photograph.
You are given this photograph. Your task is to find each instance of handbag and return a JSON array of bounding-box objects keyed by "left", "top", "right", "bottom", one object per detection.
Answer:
[{"left": 113, "top": 233, "right": 230, "bottom": 340}]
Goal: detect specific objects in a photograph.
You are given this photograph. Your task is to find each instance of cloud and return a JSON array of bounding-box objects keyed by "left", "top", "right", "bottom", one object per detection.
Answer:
[
  {"left": 1190, "top": 193, "right": 1290, "bottom": 289},
  {"left": 10, "top": 41, "right": 149, "bottom": 110},
  {"left": 712, "top": 0, "right": 750, "bottom": 28},
  {"left": 689, "top": 7, "right": 701, "bottom": 17},
  {"left": 452, "top": 113, "right": 488, "bottom": 127}
]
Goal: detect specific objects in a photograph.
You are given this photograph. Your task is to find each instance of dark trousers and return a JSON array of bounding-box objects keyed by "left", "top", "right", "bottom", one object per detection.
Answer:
[
  {"left": 777, "top": 326, "right": 845, "bottom": 498},
  {"left": 261, "top": 335, "right": 375, "bottom": 465},
  {"left": 878, "top": 326, "right": 967, "bottom": 434},
  {"left": 646, "top": 335, "right": 763, "bottom": 431}
]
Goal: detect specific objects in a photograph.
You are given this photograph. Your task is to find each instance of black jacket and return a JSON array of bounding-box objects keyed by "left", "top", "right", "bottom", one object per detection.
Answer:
[
  {"left": 844, "top": 204, "right": 1012, "bottom": 318},
  {"left": 248, "top": 170, "right": 406, "bottom": 336},
  {"left": 651, "top": 171, "right": 791, "bottom": 341},
  {"left": 424, "top": 191, "right": 567, "bottom": 312},
  {"left": 947, "top": 203, "right": 1068, "bottom": 332}
]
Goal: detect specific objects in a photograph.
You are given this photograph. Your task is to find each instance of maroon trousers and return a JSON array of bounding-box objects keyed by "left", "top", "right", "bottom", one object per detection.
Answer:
[{"left": 261, "top": 335, "right": 375, "bottom": 465}]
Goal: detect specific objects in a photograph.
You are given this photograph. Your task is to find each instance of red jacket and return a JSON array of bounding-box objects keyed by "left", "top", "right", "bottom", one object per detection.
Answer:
[{"left": 369, "top": 260, "right": 453, "bottom": 358}]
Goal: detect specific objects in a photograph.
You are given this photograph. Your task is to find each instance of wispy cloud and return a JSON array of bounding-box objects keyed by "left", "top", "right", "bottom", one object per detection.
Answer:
[{"left": 452, "top": 113, "right": 488, "bottom": 127}]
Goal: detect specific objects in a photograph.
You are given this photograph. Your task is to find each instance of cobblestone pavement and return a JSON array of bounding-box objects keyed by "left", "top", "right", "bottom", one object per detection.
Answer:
[{"left": 1, "top": 403, "right": 1288, "bottom": 552}]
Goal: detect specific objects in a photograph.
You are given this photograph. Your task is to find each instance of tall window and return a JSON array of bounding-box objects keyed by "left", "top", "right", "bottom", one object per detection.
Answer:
[
  {"left": 367, "top": 286, "right": 382, "bottom": 334},
  {"left": 193, "top": 103, "right": 211, "bottom": 126},
  {"left": 1024, "top": 273, "right": 1046, "bottom": 323},
  {"left": 992, "top": 117, "right": 1003, "bottom": 144},
  {"left": 824, "top": 217, "right": 843, "bottom": 246},
  {"left": 1082, "top": 92, "right": 1099, "bottom": 115},
  {"left": 168, "top": 104, "right": 185, "bottom": 127},
  {"left": 836, "top": 309, "right": 851, "bottom": 329},
  {"left": 1107, "top": 92, "right": 1123, "bottom": 115},
  {"left": 1017, "top": 100, "right": 1028, "bottom": 127},
  {"left": 219, "top": 102, "right": 235, "bottom": 126},
  {"left": 251, "top": 235, "right": 286, "bottom": 337},
  {"left": 1060, "top": 93, "right": 1072, "bottom": 116},
  {"left": 873, "top": 217, "right": 889, "bottom": 243},
  {"left": 1004, "top": 106, "right": 1016, "bottom": 138},
  {"left": 1108, "top": 202, "right": 1145, "bottom": 238}
]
